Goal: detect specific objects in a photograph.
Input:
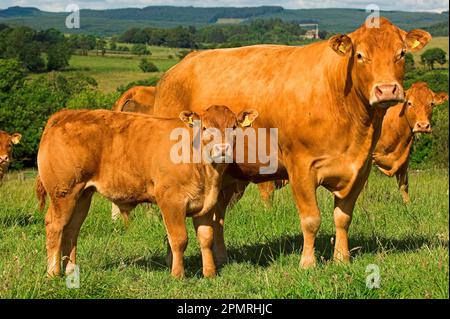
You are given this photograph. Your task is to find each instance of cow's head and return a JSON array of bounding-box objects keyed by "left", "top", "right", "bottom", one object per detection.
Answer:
[
  {"left": 403, "top": 82, "right": 448, "bottom": 134},
  {"left": 329, "top": 17, "right": 431, "bottom": 108},
  {"left": 0, "top": 131, "right": 21, "bottom": 179},
  {"left": 180, "top": 105, "right": 258, "bottom": 163}
]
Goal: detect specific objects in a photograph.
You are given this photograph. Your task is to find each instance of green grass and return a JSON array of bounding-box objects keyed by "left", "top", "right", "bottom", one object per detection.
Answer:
[
  {"left": 0, "top": 168, "right": 448, "bottom": 299},
  {"left": 29, "top": 47, "right": 180, "bottom": 93}
]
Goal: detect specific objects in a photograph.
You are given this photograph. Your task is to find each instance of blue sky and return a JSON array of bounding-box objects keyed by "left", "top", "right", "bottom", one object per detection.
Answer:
[{"left": 2, "top": 0, "right": 449, "bottom": 13}]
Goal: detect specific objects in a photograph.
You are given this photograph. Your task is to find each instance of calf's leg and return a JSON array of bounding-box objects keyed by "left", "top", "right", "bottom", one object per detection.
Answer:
[
  {"left": 193, "top": 211, "right": 216, "bottom": 277},
  {"left": 45, "top": 198, "right": 77, "bottom": 277},
  {"left": 158, "top": 199, "right": 188, "bottom": 278},
  {"left": 61, "top": 189, "right": 94, "bottom": 275},
  {"left": 213, "top": 180, "right": 248, "bottom": 266},
  {"left": 257, "top": 181, "right": 275, "bottom": 208},
  {"left": 396, "top": 164, "right": 410, "bottom": 204}
]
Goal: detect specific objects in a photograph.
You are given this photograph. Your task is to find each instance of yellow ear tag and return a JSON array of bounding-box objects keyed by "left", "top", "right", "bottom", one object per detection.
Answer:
[
  {"left": 242, "top": 115, "right": 253, "bottom": 127},
  {"left": 412, "top": 39, "right": 421, "bottom": 49},
  {"left": 187, "top": 116, "right": 194, "bottom": 126},
  {"left": 338, "top": 44, "right": 346, "bottom": 54}
]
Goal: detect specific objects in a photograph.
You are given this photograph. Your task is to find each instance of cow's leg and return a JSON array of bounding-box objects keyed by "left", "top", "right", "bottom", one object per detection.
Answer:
[
  {"left": 333, "top": 168, "right": 370, "bottom": 263},
  {"left": 158, "top": 199, "right": 188, "bottom": 278},
  {"left": 61, "top": 189, "right": 94, "bottom": 275},
  {"left": 257, "top": 181, "right": 275, "bottom": 207},
  {"left": 45, "top": 198, "right": 77, "bottom": 277},
  {"left": 193, "top": 211, "right": 216, "bottom": 277},
  {"left": 396, "top": 164, "right": 410, "bottom": 204},
  {"left": 290, "top": 176, "right": 320, "bottom": 269},
  {"left": 213, "top": 180, "right": 248, "bottom": 266}
]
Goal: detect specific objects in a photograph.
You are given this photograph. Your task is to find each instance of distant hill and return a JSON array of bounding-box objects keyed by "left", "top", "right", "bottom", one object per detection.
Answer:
[{"left": 0, "top": 5, "right": 448, "bottom": 36}]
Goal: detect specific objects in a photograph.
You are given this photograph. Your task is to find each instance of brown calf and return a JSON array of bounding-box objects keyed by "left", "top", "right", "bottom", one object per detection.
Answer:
[
  {"left": 0, "top": 131, "right": 22, "bottom": 183},
  {"left": 36, "top": 106, "right": 257, "bottom": 278}
]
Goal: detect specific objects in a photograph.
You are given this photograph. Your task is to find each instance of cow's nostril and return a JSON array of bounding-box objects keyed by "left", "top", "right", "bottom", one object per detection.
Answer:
[
  {"left": 375, "top": 86, "right": 383, "bottom": 97},
  {"left": 392, "top": 85, "right": 397, "bottom": 95}
]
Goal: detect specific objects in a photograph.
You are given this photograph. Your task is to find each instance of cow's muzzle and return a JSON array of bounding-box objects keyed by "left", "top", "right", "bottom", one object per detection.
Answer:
[
  {"left": 370, "top": 83, "right": 404, "bottom": 108},
  {"left": 413, "top": 121, "right": 432, "bottom": 134},
  {"left": 211, "top": 143, "right": 232, "bottom": 163},
  {"left": 0, "top": 155, "right": 9, "bottom": 165}
]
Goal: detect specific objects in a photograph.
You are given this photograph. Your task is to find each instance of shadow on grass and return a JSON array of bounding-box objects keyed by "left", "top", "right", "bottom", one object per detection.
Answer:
[
  {"left": 100, "top": 233, "right": 447, "bottom": 276},
  {"left": 0, "top": 214, "right": 41, "bottom": 227}
]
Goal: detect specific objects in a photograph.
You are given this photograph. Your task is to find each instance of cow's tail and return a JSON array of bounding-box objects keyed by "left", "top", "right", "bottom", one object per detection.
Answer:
[{"left": 35, "top": 175, "right": 47, "bottom": 212}]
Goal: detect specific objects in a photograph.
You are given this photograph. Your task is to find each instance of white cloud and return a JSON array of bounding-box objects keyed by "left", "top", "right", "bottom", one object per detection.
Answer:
[{"left": 0, "top": 0, "right": 448, "bottom": 12}]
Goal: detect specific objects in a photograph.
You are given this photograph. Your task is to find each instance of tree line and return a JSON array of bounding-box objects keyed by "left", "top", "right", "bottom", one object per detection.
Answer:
[
  {"left": 0, "top": 24, "right": 72, "bottom": 72},
  {"left": 117, "top": 18, "right": 331, "bottom": 49}
]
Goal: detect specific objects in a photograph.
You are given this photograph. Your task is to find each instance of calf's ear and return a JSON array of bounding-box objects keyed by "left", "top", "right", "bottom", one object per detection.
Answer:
[
  {"left": 237, "top": 109, "right": 259, "bottom": 128},
  {"left": 328, "top": 34, "right": 353, "bottom": 56},
  {"left": 179, "top": 111, "right": 200, "bottom": 127},
  {"left": 11, "top": 133, "right": 22, "bottom": 145},
  {"left": 434, "top": 92, "right": 449, "bottom": 106},
  {"left": 404, "top": 29, "right": 431, "bottom": 52}
]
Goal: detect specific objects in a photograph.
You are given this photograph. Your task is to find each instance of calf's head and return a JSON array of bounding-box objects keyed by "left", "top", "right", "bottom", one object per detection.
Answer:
[
  {"left": 180, "top": 105, "right": 258, "bottom": 163},
  {"left": 329, "top": 17, "right": 431, "bottom": 108},
  {"left": 403, "top": 82, "right": 448, "bottom": 134},
  {"left": 0, "top": 131, "right": 22, "bottom": 178}
]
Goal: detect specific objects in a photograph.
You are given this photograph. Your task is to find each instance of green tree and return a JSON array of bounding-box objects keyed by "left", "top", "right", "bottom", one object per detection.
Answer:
[
  {"left": 96, "top": 38, "right": 107, "bottom": 56},
  {"left": 47, "top": 42, "right": 72, "bottom": 71},
  {"left": 139, "top": 58, "right": 158, "bottom": 73},
  {"left": 132, "top": 44, "right": 150, "bottom": 56},
  {"left": 0, "top": 59, "right": 26, "bottom": 93},
  {"left": 421, "top": 48, "right": 447, "bottom": 70},
  {"left": 405, "top": 52, "right": 415, "bottom": 72}
]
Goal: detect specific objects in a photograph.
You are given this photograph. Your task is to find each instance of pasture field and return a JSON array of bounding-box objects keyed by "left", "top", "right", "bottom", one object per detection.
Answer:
[
  {"left": 0, "top": 169, "right": 448, "bottom": 299},
  {"left": 31, "top": 46, "right": 182, "bottom": 93}
]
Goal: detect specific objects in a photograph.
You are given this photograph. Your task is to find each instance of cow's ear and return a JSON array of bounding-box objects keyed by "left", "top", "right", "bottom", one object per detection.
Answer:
[
  {"left": 237, "top": 109, "right": 259, "bottom": 128},
  {"left": 328, "top": 34, "right": 353, "bottom": 56},
  {"left": 404, "top": 29, "right": 431, "bottom": 52},
  {"left": 11, "top": 133, "right": 22, "bottom": 145},
  {"left": 434, "top": 92, "right": 448, "bottom": 106},
  {"left": 179, "top": 111, "right": 200, "bottom": 127},
  {"left": 122, "top": 100, "right": 138, "bottom": 112}
]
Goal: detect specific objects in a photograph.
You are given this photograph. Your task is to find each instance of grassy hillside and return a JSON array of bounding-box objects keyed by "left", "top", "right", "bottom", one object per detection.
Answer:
[
  {"left": 0, "top": 6, "right": 448, "bottom": 35},
  {"left": 0, "top": 168, "right": 448, "bottom": 298}
]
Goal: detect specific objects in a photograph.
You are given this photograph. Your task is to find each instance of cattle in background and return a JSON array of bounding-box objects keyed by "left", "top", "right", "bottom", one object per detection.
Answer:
[
  {"left": 111, "top": 86, "right": 156, "bottom": 221},
  {"left": 373, "top": 82, "right": 448, "bottom": 203},
  {"left": 153, "top": 17, "right": 431, "bottom": 268},
  {"left": 36, "top": 106, "right": 258, "bottom": 278},
  {"left": 113, "top": 86, "right": 156, "bottom": 114},
  {"left": 0, "top": 131, "right": 22, "bottom": 183}
]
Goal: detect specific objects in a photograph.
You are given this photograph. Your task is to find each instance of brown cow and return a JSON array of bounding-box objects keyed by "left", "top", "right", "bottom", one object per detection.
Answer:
[
  {"left": 36, "top": 106, "right": 258, "bottom": 278},
  {"left": 153, "top": 17, "right": 431, "bottom": 268},
  {"left": 112, "top": 86, "right": 156, "bottom": 114},
  {"left": 111, "top": 86, "right": 156, "bottom": 221},
  {"left": 373, "top": 82, "right": 448, "bottom": 203},
  {"left": 0, "top": 131, "right": 22, "bottom": 183}
]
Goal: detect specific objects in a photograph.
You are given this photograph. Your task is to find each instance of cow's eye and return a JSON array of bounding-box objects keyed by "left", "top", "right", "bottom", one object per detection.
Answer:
[
  {"left": 356, "top": 53, "right": 363, "bottom": 60},
  {"left": 407, "top": 101, "right": 413, "bottom": 107},
  {"left": 202, "top": 126, "right": 206, "bottom": 131},
  {"left": 431, "top": 102, "right": 435, "bottom": 107}
]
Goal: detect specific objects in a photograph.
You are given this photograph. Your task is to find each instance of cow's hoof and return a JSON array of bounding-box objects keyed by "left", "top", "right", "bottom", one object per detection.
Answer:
[
  {"left": 203, "top": 267, "right": 217, "bottom": 278},
  {"left": 214, "top": 256, "right": 229, "bottom": 268},
  {"left": 300, "top": 255, "right": 316, "bottom": 269},
  {"left": 171, "top": 270, "right": 185, "bottom": 279}
]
